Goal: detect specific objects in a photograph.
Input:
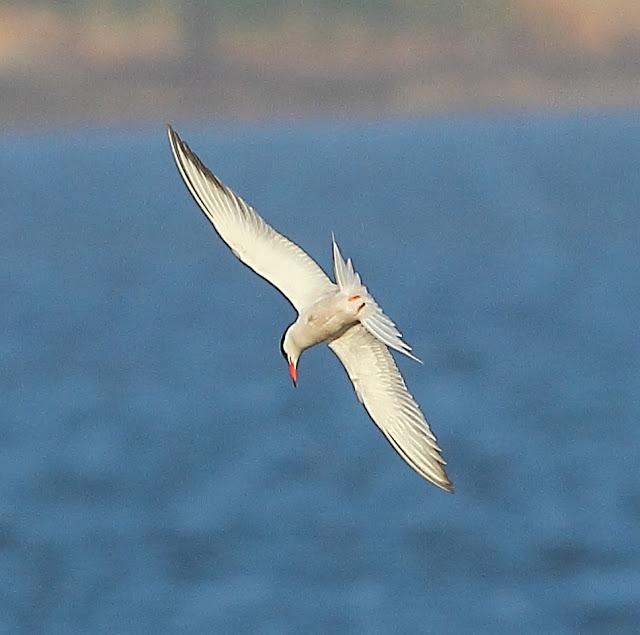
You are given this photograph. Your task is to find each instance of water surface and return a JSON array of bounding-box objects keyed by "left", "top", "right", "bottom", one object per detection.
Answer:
[{"left": 1, "top": 115, "right": 639, "bottom": 632}]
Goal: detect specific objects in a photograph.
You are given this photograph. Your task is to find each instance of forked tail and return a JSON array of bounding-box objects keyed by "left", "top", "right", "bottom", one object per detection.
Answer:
[{"left": 331, "top": 235, "right": 422, "bottom": 363}]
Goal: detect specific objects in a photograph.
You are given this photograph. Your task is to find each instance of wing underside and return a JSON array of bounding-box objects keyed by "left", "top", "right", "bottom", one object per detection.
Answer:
[
  {"left": 168, "top": 126, "right": 335, "bottom": 312},
  {"left": 329, "top": 324, "right": 452, "bottom": 492}
]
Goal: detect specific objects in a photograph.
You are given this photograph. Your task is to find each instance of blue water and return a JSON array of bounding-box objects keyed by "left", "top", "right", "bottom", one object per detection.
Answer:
[{"left": 1, "top": 115, "right": 639, "bottom": 633}]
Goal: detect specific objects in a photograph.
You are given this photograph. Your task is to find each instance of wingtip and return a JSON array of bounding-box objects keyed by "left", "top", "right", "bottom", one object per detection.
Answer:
[
  {"left": 431, "top": 470, "right": 454, "bottom": 493},
  {"left": 414, "top": 458, "right": 454, "bottom": 493},
  {"left": 435, "top": 463, "right": 454, "bottom": 493},
  {"left": 167, "top": 124, "right": 181, "bottom": 153}
]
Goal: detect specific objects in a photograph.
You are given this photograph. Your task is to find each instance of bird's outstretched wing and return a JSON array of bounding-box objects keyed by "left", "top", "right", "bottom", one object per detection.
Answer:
[
  {"left": 168, "top": 126, "right": 335, "bottom": 312},
  {"left": 329, "top": 324, "right": 452, "bottom": 492}
]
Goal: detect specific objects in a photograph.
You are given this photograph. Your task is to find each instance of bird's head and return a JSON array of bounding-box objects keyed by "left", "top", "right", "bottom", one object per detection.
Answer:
[{"left": 280, "top": 327, "right": 301, "bottom": 387}]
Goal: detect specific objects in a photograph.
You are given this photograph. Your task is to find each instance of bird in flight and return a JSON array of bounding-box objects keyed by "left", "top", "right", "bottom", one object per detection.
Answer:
[{"left": 167, "top": 126, "right": 452, "bottom": 492}]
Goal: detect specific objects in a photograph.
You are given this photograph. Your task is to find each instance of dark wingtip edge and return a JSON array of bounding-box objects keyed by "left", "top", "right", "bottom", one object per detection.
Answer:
[
  {"left": 437, "top": 466, "right": 454, "bottom": 494},
  {"left": 167, "top": 124, "right": 180, "bottom": 153}
]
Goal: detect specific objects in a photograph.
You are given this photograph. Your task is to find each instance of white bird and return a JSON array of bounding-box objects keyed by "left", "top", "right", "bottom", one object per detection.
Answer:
[{"left": 167, "top": 126, "right": 452, "bottom": 492}]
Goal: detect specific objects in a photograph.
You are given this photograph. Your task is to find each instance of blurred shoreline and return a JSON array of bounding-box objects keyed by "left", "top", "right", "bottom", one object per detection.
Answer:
[{"left": 3, "top": 2, "right": 640, "bottom": 129}]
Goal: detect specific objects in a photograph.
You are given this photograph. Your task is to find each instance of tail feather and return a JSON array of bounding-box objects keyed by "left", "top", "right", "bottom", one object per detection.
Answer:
[
  {"left": 332, "top": 234, "right": 362, "bottom": 290},
  {"left": 331, "top": 235, "right": 422, "bottom": 363}
]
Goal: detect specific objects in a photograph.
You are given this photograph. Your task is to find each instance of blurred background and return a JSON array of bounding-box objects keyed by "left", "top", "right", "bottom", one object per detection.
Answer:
[
  {"left": 1, "top": 1, "right": 639, "bottom": 633},
  {"left": 5, "top": 0, "right": 640, "bottom": 126}
]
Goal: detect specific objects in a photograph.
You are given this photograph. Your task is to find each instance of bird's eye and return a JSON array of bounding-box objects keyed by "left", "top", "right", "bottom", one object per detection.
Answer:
[{"left": 279, "top": 332, "right": 287, "bottom": 360}]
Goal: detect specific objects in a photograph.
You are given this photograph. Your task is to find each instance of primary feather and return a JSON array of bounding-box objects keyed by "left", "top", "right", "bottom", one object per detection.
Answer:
[
  {"left": 329, "top": 325, "right": 451, "bottom": 492},
  {"left": 168, "top": 126, "right": 335, "bottom": 313}
]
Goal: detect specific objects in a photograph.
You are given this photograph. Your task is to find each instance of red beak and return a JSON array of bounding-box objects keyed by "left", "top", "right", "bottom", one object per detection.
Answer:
[{"left": 288, "top": 360, "right": 298, "bottom": 387}]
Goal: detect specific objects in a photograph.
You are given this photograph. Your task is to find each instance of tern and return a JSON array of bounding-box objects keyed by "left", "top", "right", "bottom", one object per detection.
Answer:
[{"left": 167, "top": 126, "right": 452, "bottom": 492}]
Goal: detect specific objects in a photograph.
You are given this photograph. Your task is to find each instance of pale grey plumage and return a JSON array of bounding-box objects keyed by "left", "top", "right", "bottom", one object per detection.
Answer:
[
  {"left": 168, "top": 126, "right": 335, "bottom": 312},
  {"left": 329, "top": 325, "right": 451, "bottom": 492},
  {"left": 167, "top": 125, "right": 452, "bottom": 491}
]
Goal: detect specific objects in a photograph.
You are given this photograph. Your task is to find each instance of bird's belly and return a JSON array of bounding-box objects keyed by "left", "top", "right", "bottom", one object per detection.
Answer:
[{"left": 296, "top": 293, "right": 359, "bottom": 349}]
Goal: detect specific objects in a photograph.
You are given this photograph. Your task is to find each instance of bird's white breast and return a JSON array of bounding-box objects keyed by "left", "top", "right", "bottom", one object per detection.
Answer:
[{"left": 291, "top": 291, "right": 362, "bottom": 352}]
